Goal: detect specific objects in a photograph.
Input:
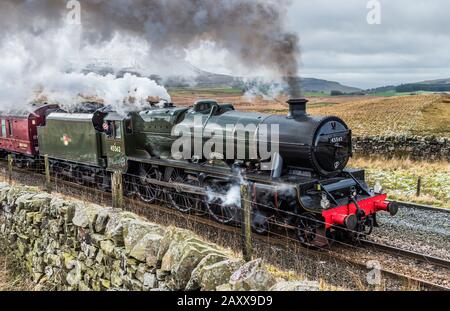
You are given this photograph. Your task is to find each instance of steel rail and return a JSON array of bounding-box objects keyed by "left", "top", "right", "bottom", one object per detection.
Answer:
[
  {"left": 360, "top": 240, "right": 450, "bottom": 270},
  {"left": 390, "top": 200, "right": 450, "bottom": 214}
]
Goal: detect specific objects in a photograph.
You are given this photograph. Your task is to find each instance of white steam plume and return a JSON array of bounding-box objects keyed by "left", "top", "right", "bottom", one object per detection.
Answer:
[
  {"left": 44, "top": 72, "right": 171, "bottom": 116},
  {"left": 0, "top": 25, "right": 170, "bottom": 114}
]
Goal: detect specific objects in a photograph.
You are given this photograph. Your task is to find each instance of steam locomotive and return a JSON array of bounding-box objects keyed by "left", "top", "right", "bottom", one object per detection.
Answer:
[{"left": 0, "top": 98, "right": 398, "bottom": 247}]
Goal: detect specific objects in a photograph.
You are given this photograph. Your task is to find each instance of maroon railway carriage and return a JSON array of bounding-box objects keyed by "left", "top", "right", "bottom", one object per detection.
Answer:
[{"left": 0, "top": 103, "right": 59, "bottom": 162}]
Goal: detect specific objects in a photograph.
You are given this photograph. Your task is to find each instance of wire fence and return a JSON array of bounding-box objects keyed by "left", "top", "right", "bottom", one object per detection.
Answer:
[
  {"left": 0, "top": 154, "right": 392, "bottom": 290},
  {"left": 0, "top": 154, "right": 376, "bottom": 248}
]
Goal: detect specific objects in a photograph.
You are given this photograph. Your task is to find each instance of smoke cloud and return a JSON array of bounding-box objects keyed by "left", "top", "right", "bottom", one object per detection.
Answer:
[
  {"left": 79, "top": 0, "right": 302, "bottom": 96},
  {"left": 0, "top": 0, "right": 301, "bottom": 113}
]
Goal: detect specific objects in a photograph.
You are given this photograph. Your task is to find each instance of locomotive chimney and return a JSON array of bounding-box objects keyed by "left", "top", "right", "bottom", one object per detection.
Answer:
[{"left": 287, "top": 98, "right": 308, "bottom": 118}]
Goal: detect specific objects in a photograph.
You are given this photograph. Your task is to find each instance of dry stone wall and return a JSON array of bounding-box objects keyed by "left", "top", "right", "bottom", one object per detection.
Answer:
[
  {"left": 353, "top": 136, "right": 449, "bottom": 160},
  {"left": 0, "top": 183, "right": 318, "bottom": 291}
]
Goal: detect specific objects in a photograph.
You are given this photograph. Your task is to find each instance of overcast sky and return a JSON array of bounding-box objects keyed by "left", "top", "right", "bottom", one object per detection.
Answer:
[
  {"left": 282, "top": 0, "right": 450, "bottom": 88},
  {"left": 2, "top": 0, "right": 449, "bottom": 91}
]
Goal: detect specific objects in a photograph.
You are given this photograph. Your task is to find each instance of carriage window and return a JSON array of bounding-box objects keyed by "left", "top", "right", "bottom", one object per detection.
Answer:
[
  {"left": 1, "top": 120, "right": 6, "bottom": 138},
  {"left": 7, "top": 120, "right": 12, "bottom": 137}
]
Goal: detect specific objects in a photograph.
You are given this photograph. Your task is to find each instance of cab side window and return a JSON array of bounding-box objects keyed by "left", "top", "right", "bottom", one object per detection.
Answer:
[
  {"left": 104, "top": 121, "right": 113, "bottom": 138},
  {"left": 105, "top": 121, "right": 123, "bottom": 139},
  {"left": 125, "top": 119, "right": 133, "bottom": 134},
  {"left": 114, "top": 122, "right": 122, "bottom": 139}
]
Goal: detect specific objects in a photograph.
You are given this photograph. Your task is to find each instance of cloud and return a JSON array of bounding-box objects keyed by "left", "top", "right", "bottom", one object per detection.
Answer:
[{"left": 286, "top": 0, "right": 450, "bottom": 88}]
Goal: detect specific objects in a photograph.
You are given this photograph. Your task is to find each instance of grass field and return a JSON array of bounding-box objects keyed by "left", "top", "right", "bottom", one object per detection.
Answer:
[
  {"left": 309, "top": 94, "right": 450, "bottom": 137},
  {"left": 367, "top": 90, "right": 447, "bottom": 97},
  {"left": 350, "top": 157, "right": 449, "bottom": 208}
]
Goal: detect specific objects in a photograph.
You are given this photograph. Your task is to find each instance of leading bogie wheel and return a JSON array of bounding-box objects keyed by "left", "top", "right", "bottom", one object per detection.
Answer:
[{"left": 296, "top": 213, "right": 323, "bottom": 247}]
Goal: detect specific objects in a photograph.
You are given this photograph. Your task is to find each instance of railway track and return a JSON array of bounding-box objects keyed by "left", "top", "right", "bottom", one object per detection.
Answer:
[
  {"left": 1, "top": 162, "right": 449, "bottom": 291},
  {"left": 262, "top": 234, "right": 450, "bottom": 291},
  {"left": 390, "top": 200, "right": 450, "bottom": 214},
  {"left": 360, "top": 240, "right": 450, "bottom": 270}
]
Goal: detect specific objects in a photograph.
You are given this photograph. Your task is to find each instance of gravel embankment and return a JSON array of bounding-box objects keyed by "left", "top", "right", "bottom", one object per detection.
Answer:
[
  {"left": 369, "top": 206, "right": 450, "bottom": 260},
  {"left": 332, "top": 246, "right": 450, "bottom": 289}
]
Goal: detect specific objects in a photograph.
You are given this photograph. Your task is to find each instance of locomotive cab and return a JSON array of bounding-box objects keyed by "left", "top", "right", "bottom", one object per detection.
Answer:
[{"left": 102, "top": 113, "right": 129, "bottom": 172}]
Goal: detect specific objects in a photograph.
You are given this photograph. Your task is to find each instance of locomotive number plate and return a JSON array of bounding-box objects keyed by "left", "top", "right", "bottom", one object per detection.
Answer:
[
  {"left": 110, "top": 145, "right": 122, "bottom": 153},
  {"left": 330, "top": 136, "right": 344, "bottom": 143}
]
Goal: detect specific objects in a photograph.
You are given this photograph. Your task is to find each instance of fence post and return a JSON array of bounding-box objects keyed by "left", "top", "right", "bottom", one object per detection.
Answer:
[
  {"left": 240, "top": 183, "right": 253, "bottom": 262},
  {"left": 7, "top": 154, "right": 13, "bottom": 185},
  {"left": 416, "top": 177, "right": 422, "bottom": 197},
  {"left": 112, "top": 171, "right": 124, "bottom": 208},
  {"left": 44, "top": 155, "right": 52, "bottom": 193}
]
